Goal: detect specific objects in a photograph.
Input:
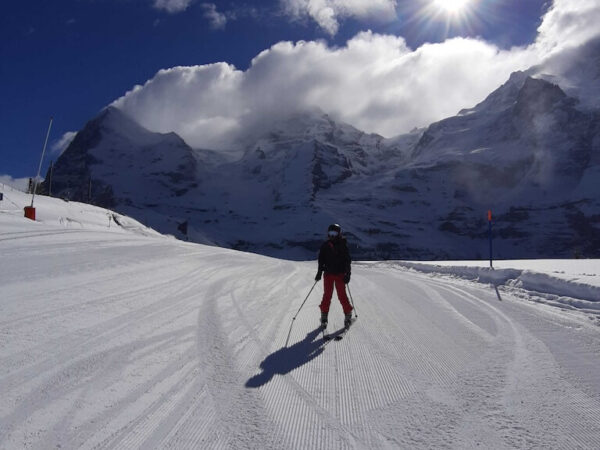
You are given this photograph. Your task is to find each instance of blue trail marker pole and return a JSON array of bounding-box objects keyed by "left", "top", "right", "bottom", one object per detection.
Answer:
[{"left": 488, "top": 210, "right": 493, "bottom": 268}]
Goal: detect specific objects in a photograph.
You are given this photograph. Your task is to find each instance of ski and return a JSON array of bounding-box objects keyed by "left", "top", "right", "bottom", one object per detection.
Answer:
[
  {"left": 323, "top": 328, "right": 342, "bottom": 341},
  {"left": 323, "top": 318, "right": 356, "bottom": 341},
  {"left": 335, "top": 317, "right": 356, "bottom": 340},
  {"left": 324, "top": 329, "right": 348, "bottom": 341},
  {"left": 323, "top": 332, "right": 338, "bottom": 341},
  {"left": 333, "top": 328, "right": 350, "bottom": 341}
]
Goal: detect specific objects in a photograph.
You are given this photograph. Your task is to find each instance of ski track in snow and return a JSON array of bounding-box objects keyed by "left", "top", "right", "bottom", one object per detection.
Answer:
[{"left": 1, "top": 230, "right": 600, "bottom": 449}]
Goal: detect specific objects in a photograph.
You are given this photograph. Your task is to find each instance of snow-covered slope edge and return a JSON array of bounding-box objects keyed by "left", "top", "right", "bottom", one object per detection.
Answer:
[
  {"left": 0, "top": 182, "right": 162, "bottom": 238},
  {"left": 385, "top": 260, "right": 600, "bottom": 311}
]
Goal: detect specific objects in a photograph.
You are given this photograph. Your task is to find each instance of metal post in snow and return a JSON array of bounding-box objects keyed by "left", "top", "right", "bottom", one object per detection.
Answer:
[
  {"left": 31, "top": 117, "right": 53, "bottom": 207},
  {"left": 488, "top": 209, "right": 493, "bottom": 268},
  {"left": 48, "top": 161, "right": 54, "bottom": 196}
]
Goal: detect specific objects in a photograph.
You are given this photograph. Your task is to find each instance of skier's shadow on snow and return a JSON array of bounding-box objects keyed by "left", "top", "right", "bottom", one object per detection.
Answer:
[{"left": 245, "top": 327, "right": 324, "bottom": 388}]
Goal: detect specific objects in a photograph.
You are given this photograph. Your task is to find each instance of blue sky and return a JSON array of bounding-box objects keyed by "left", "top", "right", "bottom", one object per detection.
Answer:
[{"left": 1, "top": 0, "right": 552, "bottom": 179}]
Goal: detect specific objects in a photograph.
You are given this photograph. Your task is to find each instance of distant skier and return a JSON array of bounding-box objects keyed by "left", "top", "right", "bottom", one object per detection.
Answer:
[{"left": 315, "top": 223, "right": 353, "bottom": 328}]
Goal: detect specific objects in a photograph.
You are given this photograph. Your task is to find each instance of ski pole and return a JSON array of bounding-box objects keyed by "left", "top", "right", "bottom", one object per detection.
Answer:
[
  {"left": 346, "top": 284, "right": 358, "bottom": 318},
  {"left": 285, "top": 280, "right": 318, "bottom": 347}
]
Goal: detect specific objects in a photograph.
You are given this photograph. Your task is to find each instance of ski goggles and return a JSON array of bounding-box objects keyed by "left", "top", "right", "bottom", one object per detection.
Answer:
[{"left": 328, "top": 230, "right": 339, "bottom": 237}]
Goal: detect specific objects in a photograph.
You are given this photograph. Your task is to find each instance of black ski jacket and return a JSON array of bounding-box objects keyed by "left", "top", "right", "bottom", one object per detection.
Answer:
[{"left": 317, "top": 237, "right": 351, "bottom": 275}]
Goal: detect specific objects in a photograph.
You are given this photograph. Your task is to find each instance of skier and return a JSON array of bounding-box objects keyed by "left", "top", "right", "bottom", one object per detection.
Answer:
[{"left": 315, "top": 223, "right": 353, "bottom": 329}]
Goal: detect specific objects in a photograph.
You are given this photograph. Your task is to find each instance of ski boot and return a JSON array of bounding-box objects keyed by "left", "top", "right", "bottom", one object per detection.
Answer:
[
  {"left": 320, "top": 312, "right": 328, "bottom": 329},
  {"left": 344, "top": 312, "right": 353, "bottom": 329}
]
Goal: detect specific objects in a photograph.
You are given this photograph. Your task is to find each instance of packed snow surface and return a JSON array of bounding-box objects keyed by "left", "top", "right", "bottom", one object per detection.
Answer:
[{"left": 1, "top": 188, "right": 600, "bottom": 449}]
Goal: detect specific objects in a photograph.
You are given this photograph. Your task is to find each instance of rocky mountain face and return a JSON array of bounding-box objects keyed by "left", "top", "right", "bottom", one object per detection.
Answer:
[
  {"left": 400, "top": 72, "right": 600, "bottom": 259},
  {"left": 47, "top": 107, "right": 198, "bottom": 207},
  {"left": 44, "top": 58, "right": 600, "bottom": 260}
]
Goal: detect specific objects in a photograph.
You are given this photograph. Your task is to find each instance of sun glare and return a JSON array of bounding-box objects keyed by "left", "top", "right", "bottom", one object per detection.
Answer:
[
  {"left": 434, "top": 0, "right": 471, "bottom": 14},
  {"left": 405, "top": 0, "right": 482, "bottom": 43}
]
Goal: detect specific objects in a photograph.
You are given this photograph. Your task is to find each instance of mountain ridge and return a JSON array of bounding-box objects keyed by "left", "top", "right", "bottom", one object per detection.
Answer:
[{"left": 43, "top": 55, "right": 600, "bottom": 260}]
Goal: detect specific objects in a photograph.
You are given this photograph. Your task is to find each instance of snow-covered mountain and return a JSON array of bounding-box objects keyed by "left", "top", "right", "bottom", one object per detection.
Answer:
[
  {"left": 532, "top": 37, "right": 600, "bottom": 113},
  {"left": 44, "top": 48, "right": 600, "bottom": 260},
  {"left": 48, "top": 107, "right": 198, "bottom": 208},
  {"left": 400, "top": 71, "right": 600, "bottom": 258}
]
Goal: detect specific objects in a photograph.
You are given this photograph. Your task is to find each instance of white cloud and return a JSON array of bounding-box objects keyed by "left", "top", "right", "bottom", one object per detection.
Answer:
[
  {"left": 153, "top": 0, "right": 194, "bottom": 14},
  {"left": 51, "top": 132, "right": 77, "bottom": 156},
  {"left": 0, "top": 175, "right": 31, "bottom": 192},
  {"left": 282, "top": 0, "right": 397, "bottom": 35},
  {"left": 113, "top": 0, "right": 600, "bottom": 151},
  {"left": 114, "top": 63, "right": 245, "bottom": 150},
  {"left": 202, "top": 3, "right": 227, "bottom": 30},
  {"left": 536, "top": 0, "right": 600, "bottom": 54},
  {"left": 114, "top": 34, "right": 535, "bottom": 149}
]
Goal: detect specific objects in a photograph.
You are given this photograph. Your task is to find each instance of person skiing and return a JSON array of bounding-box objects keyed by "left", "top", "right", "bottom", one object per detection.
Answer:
[{"left": 315, "top": 223, "right": 353, "bottom": 329}]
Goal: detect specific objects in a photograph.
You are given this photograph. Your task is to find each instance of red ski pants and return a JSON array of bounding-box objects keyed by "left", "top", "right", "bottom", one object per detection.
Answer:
[{"left": 319, "top": 273, "right": 353, "bottom": 315}]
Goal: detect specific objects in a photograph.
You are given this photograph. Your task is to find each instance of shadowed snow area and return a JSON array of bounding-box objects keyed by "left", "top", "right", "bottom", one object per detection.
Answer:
[{"left": 1, "top": 188, "right": 600, "bottom": 448}]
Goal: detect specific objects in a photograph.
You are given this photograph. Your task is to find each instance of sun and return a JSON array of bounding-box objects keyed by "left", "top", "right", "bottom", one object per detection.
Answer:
[
  {"left": 404, "top": 0, "right": 482, "bottom": 42},
  {"left": 434, "top": 0, "right": 471, "bottom": 14}
]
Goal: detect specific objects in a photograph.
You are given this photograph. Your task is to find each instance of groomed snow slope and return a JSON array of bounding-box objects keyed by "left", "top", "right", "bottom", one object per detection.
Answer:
[{"left": 2, "top": 190, "right": 600, "bottom": 449}]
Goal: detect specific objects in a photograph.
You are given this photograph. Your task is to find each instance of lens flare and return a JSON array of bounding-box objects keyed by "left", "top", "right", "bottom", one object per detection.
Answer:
[
  {"left": 398, "top": 0, "right": 482, "bottom": 42},
  {"left": 434, "top": 0, "right": 472, "bottom": 14}
]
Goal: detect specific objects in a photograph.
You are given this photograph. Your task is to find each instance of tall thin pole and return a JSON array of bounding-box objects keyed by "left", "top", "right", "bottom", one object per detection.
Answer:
[
  {"left": 31, "top": 117, "right": 53, "bottom": 207},
  {"left": 48, "top": 161, "right": 54, "bottom": 196},
  {"left": 488, "top": 210, "right": 493, "bottom": 268}
]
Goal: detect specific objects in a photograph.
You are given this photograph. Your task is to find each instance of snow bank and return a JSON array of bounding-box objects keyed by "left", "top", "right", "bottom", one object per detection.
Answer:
[
  {"left": 394, "top": 260, "right": 600, "bottom": 310},
  {"left": 394, "top": 262, "right": 522, "bottom": 285},
  {"left": 0, "top": 182, "right": 162, "bottom": 237}
]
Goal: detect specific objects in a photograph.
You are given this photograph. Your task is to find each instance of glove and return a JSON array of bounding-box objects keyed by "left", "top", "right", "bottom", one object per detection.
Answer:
[
  {"left": 344, "top": 273, "right": 351, "bottom": 284},
  {"left": 315, "top": 271, "right": 322, "bottom": 281}
]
